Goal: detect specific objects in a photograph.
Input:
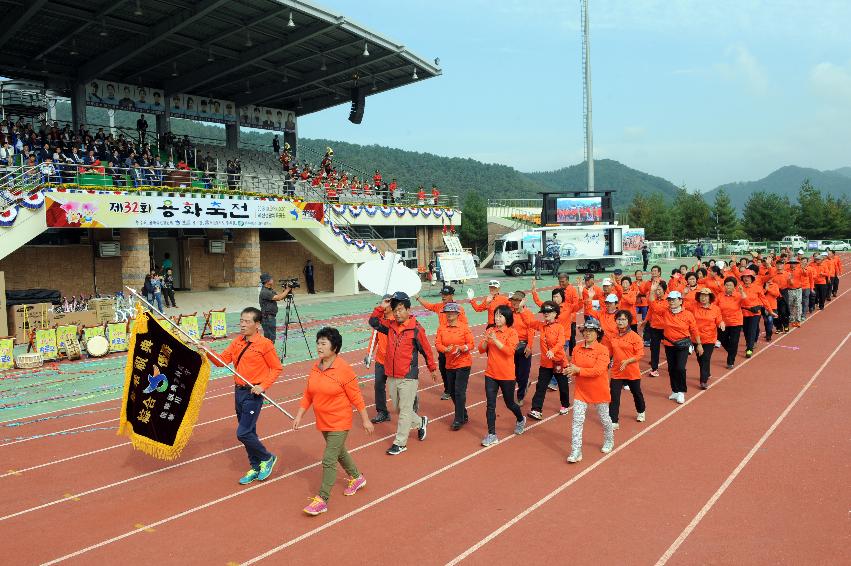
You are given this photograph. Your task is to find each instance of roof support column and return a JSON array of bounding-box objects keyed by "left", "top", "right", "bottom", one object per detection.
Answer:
[
  {"left": 226, "top": 123, "right": 240, "bottom": 151},
  {"left": 156, "top": 103, "right": 171, "bottom": 150},
  {"left": 70, "top": 81, "right": 87, "bottom": 133}
]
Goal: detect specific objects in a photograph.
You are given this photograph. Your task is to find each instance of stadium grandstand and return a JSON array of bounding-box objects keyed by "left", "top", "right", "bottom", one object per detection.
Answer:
[{"left": 0, "top": 0, "right": 458, "bottom": 299}]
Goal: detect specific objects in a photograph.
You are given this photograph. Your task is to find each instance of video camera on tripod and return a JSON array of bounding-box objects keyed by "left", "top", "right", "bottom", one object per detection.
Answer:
[{"left": 279, "top": 277, "right": 301, "bottom": 289}]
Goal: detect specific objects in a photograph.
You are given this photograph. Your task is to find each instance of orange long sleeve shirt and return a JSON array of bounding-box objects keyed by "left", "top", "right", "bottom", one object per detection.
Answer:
[
  {"left": 211, "top": 334, "right": 282, "bottom": 391},
  {"left": 716, "top": 293, "right": 744, "bottom": 326},
  {"left": 571, "top": 340, "right": 611, "bottom": 403},
  {"left": 528, "top": 319, "right": 566, "bottom": 368},
  {"left": 689, "top": 303, "right": 723, "bottom": 344},
  {"left": 299, "top": 357, "right": 365, "bottom": 431},
  {"left": 478, "top": 325, "right": 518, "bottom": 380},
  {"left": 602, "top": 330, "right": 644, "bottom": 380},
  {"left": 435, "top": 324, "right": 475, "bottom": 369},
  {"left": 511, "top": 307, "right": 537, "bottom": 344},
  {"left": 420, "top": 299, "right": 469, "bottom": 327},
  {"left": 470, "top": 294, "right": 511, "bottom": 325},
  {"left": 657, "top": 308, "right": 699, "bottom": 346}
]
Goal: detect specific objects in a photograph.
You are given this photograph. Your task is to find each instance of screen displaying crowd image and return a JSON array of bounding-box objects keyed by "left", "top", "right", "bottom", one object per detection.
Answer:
[
  {"left": 555, "top": 197, "right": 603, "bottom": 224},
  {"left": 546, "top": 229, "right": 606, "bottom": 257},
  {"left": 622, "top": 228, "right": 645, "bottom": 252}
]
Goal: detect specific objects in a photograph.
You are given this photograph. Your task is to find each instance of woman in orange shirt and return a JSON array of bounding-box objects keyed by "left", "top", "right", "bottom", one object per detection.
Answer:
[
  {"left": 690, "top": 288, "right": 724, "bottom": 389},
  {"left": 508, "top": 291, "right": 536, "bottom": 405},
  {"left": 638, "top": 279, "right": 668, "bottom": 377},
  {"left": 478, "top": 305, "right": 525, "bottom": 446},
  {"left": 762, "top": 278, "right": 781, "bottom": 341},
  {"left": 616, "top": 276, "right": 639, "bottom": 331},
  {"left": 435, "top": 303, "right": 475, "bottom": 431},
  {"left": 293, "top": 327, "right": 374, "bottom": 516},
  {"left": 565, "top": 318, "right": 614, "bottom": 463},
  {"left": 739, "top": 269, "right": 765, "bottom": 358},
  {"left": 527, "top": 301, "right": 570, "bottom": 420},
  {"left": 717, "top": 277, "right": 746, "bottom": 369},
  {"left": 657, "top": 290, "right": 701, "bottom": 404},
  {"left": 603, "top": 310, "right": 645, "bottom": 427}
]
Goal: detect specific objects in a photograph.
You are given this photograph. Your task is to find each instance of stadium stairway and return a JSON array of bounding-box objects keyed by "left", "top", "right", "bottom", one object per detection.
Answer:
[{"left": 0, "top": 201, "right": 47, "bottom": 262}]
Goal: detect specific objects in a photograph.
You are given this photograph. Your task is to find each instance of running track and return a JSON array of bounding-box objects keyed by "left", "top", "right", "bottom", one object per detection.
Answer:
[{"left": 1, "top": 257, "right": 848, "bottom": 565}]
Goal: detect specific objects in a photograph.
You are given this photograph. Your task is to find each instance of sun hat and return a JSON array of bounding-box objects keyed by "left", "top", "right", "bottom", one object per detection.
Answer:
[
  {"left": 605, "top": 293, "right": 619, "bottom": 303},
  {"left": 667, "top": 290, "right": 683, "bottom": 300}
]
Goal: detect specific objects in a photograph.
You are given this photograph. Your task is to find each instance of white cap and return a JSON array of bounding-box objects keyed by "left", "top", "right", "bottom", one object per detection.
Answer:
[
  {"left": 601, "top": 278, "right": 613, "bottom": 286},
  {"left": 667, "top": 290, "right": 683, "bottom": 299},
  {"left": 819, "top": 252, "right": 829, "bottom": 257},
  {"left": 716, "top": 260, "right": 726, "bottom": 270},
  {"left": 796, "top": 249, "right": 804, "bottom": 255},
  {"left": 605, "top": 293, "right": 619, "bottom": 303},
  {"left": 488, "top": 279, "right": 501, "bottom": 288}
]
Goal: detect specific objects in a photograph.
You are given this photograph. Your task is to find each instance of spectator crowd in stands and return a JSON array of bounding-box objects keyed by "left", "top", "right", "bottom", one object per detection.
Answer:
[{"left": 0, "top": 115, "right": 450, "bottom": 208}]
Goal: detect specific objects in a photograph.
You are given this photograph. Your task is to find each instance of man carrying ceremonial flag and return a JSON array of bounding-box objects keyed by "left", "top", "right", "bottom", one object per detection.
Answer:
[{"left": 202, "top": 307, "right": 283, "bottom": 484}]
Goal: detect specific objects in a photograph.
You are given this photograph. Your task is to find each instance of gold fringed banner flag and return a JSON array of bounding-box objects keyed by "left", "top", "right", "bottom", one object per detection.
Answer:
[{"left": 118, "top": 311, "right": 211, "bottom": 460}]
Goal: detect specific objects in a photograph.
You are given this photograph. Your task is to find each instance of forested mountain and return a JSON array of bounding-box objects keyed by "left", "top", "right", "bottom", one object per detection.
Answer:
[{"left": 705, "top": 165, "right": 851, "bottom": 212}]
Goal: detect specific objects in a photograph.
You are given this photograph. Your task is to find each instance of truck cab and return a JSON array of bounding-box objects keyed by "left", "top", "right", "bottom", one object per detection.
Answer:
[
  {"left": 493, "top": 230, "right": 539, "bottom": 276},
  {"left": 781, "top": 235, "right": 807, "bottom": 248}
]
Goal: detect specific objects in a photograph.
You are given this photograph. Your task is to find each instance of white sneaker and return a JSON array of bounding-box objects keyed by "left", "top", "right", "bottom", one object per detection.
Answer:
[
  {"left": 676, "top": 392, "right": 685, "bottom": 404},
  {"left": 558, "top": 406, "right": 571, "bottom": 415},
  {"left": 611, "top": 422, "right": 620, "bottom": 430},
  {"left": 601, "top": 439, "right": 614, "bottom": 453},
  {"left": 636, "top": 412, "right": 646, "bottom": 422},
  {"left": 567, "top": 451, "right": 583, "bottom": 463},
  {"left": 668, "top": 392, "right": 678, "bottom": 400},
  {"left": 623, "top": 384, "right": 630, "bottom": 390},
  {"left": 715, "top": 340, "right": 721, "bottom": 348}
]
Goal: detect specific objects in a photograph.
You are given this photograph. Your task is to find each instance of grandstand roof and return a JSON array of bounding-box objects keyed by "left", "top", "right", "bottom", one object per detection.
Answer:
[{"left": 0, "top": 0, "right": 440, "bottom": 116}]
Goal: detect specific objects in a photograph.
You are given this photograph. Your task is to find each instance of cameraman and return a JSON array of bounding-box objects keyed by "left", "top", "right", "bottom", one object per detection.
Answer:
[{"left": 259, "top": 273, "right": 292, "bottom": 344}]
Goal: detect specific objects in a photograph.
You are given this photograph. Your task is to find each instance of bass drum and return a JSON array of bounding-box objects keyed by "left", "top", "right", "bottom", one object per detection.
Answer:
[{"left": 86, "top": 335, "right": 110, "bottom": 358}]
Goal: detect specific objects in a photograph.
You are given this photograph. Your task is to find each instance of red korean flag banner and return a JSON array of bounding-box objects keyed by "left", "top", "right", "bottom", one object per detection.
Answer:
[{"left": 118, "top": 312, "right": 211, "bottom": 460}]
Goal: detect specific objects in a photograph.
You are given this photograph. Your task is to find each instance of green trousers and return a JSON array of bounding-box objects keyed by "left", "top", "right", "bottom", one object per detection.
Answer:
[{"left": 319, "top": 430, "right": 359, "bottom": 501}]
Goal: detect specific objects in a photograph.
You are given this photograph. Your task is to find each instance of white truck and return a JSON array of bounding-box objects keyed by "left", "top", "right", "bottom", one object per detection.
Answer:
[
  {"left": 493, "top": 224, "right": 628, "bottom": 276},
  {"left": 729, "top": 239, "right": 768, "bottom": 254}
]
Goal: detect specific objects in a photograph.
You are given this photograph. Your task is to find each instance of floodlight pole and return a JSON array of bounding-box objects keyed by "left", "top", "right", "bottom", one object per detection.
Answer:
[{"left": 582, "top": 0, "right": 594, "bottom": 194}]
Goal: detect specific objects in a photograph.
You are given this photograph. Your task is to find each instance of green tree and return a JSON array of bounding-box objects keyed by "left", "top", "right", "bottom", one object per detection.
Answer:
[
  {"left": 742, "top": 191, "right": 794, "bottom": 241},
  {"left": 645, "top": 192, "right": 674, "bottom": 241},
  {"left": 795, "top": 179, "right": 826, "bottom": 238},
  {"left": 671, "top": 186, "right": 711, "bottom": 241},
  {"left": 712, "top": 188, "right": 739, "bottom": 240},
  {"left": 823, "top": 194, "right": 851, "bottom": 239},
  {"left": 458, "top": 192, "right": 487, "bottom": 256}
]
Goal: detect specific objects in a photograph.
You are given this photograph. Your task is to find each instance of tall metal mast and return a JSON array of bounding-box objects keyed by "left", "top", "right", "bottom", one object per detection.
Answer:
[{"left": 581, "top": 0, "right": 594, "bottom": 193}]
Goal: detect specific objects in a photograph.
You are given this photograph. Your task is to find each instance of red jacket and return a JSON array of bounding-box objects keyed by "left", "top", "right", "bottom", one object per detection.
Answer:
[{"left": 369, "top": 307, "right": 437, "bottom": 378}]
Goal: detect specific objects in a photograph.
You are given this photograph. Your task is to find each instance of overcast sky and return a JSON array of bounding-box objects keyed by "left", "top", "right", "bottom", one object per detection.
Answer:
[{"left": 299, "top": 0, "right": 851, "bottom": 191}]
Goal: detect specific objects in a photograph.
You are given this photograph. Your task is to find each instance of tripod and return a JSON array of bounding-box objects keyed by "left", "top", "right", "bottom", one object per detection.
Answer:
[{"left": 280, "top": 292, "right": 313, "bottom": 360}]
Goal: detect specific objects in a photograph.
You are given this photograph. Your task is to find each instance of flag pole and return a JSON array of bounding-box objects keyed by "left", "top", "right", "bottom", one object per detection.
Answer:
[
  {"left": 125, "top": 287, "right": 295, "bottom": 419},
  {"left": 364, "top": 252, "right": 398, "bottom": 367}
]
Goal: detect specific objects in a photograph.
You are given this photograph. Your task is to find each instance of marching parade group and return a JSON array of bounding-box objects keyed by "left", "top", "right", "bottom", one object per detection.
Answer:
[{"left": 204, "top": 248, "right": 843, "bottom": 516}]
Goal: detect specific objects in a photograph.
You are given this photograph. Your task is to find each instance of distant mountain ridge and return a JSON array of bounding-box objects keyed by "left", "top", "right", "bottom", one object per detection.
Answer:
[{"left": 705, "top": 165, "right": 851, "bottom": 212}]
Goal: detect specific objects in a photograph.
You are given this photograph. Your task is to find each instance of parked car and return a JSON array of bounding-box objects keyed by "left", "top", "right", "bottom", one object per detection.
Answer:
[{"left": 821, "top": 240, "right": 850, "bottom": 251}]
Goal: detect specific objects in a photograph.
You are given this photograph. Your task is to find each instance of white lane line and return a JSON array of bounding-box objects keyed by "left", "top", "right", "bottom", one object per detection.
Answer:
[
  {"left": 444, "top": 287, "right": 849, "bottom": 565},
  {"left": 39, "top": 374, "right": 532, "bottom": 566},
  {"left": 654, "top": 331, "right": 851, "bottom": 566}
]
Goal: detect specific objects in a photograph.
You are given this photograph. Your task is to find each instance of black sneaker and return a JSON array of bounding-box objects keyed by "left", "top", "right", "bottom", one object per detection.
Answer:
[
  {"left": 418, "top": 416, "right": 428, "bottom": 441},
  {"left": 450, "top": 421, "right": 463, "bottom": 431},
  {"left": 371, "top": 411, "right": 390, "bottom": 424},
  {"left": 386, "top": 444, "right": 407, "bottom": 455},
  {"left": 699, "top": 382, "right": 708, "bottom": 390},
  {"left": 726, "top": 363, "right": 734, "bottom": 370}
]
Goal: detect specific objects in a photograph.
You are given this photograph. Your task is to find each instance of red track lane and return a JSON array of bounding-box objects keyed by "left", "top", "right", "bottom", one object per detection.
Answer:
[
  {"left": 438, "top": 284, "right": 850, "bottom": 565},
  {"left": 3, "top": 354, "right": 535, "bottom": 564},
  {"left": 663, "top": 335, "right": 851, "bottom": 565}
]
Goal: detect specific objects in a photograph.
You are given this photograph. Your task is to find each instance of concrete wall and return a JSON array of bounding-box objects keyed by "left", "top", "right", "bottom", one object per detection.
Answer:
[{"left": 260, "top": 241, "right": 333, "bottom": 293}]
